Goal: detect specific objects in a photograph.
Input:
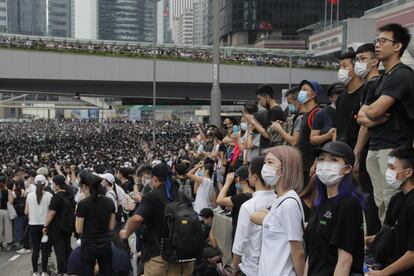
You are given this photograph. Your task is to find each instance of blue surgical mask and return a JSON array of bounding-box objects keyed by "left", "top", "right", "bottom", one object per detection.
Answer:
[
  {"left": 196, "top": 170, "right": 204, "bottom": 177},
  {"left": 298, "top": 90, "right": 308, "bottom": 104},
  {"left": 235, "top": 183, "right": 241, "bottom": 190},
  {"left": 288, "top": 104, "right": 297, "bottom": 114},
  {"left": 240, "top": 122, "right": 248, "bottom": 131}
]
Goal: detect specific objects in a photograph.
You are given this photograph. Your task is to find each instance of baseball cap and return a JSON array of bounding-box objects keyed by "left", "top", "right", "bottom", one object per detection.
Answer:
[
  {"left": 34, "top": 175, "right": 47, "bottom": 185},
  {"left": 315, "top": 141, "right": 355, "bottom": 165},
  {"left": 299, "top": 80, "right": 323, "bottom": 99},
  {"left": 234, "top": 166, "right": 249, "bottom": 180},
  {"left": 100, "top": 173, "right": 115, "bottom": 184},
  {"left": 52, "top": 175, "right": 67, "bottom": 188}
]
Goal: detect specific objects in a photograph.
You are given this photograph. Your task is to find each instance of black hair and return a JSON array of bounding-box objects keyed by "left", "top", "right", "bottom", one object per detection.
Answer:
[
  {"left": 80, "top": 172, "right": 102, "bottom": 201},
  {"left": 249, "top": 156, "right": 265, "bottom": 185},
  {"left": 378, "top": 23, "right": 411, "bottom": 57},
  {"left": 175, "top": 163, "right": 187, "bottom": 176},
  {"left": 138, "top": 165, "right": 152, "bottom": 177},
  {"left": 118, "top": 167, "right": 130, "bottom": 178},
  {"left": 285, "top": 86, "right": 300, "bottom": 99},
  {"left": 244, "top": 102, "right": 258, "bottom": 115},
  {"left": 255, "top": 84, "right": 274, "bottom": 98},
  {"left": 327, "top": 82, "right": 346, "bottom": 97},
  {"left": 213, "top": 130, "right": 224, "bottom": 141},
  {"left": 389, "top": 146, "right": 414, "bottom": 179},
  {"left": 356, "top": 43, "right": 376, "bottom": 58},
  {"left": 339, "top": 51, "right": 356, "bottom": 64},
  {"left": 203, "top": 163, "right": 214, "bottom": 178}
]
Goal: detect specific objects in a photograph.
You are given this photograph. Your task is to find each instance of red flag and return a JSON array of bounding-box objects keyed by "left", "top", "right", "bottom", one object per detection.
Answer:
[{"left": 328, "top": 0, "right": 337, "bottom": 4}]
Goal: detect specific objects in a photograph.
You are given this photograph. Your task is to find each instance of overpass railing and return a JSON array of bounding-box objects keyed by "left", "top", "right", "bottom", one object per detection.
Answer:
[{"left": 0, "top": 33, "right": 338, "bottom": 70}]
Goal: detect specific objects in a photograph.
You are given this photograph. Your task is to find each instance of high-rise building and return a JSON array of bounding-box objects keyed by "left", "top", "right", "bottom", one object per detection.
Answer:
[
  {"left": 7, "top": 0, "right": 47, "bottom": 36},
  {"left": 72, "top": 0, "right": 98, "bottom": 39},
  {"left": 219, "top": 0, "right": 383, "bottom": 46},
  {"left": 193, "top": 0, "right": 209, "bottom": 45},
  {"left": 142, "top": 0, "right": 156, "bottom": 42},
  {"left": 176, "top": 10, "right": 194, "bottom": 45},
  {"left": 48, "top": 0, "right": 71, "bottom": 37},
  {"left": 171, "top": 0, "right": 193, "bottom": 19},
  {"left": 0, "top": 0, "right": 6, "bottom": 33}
]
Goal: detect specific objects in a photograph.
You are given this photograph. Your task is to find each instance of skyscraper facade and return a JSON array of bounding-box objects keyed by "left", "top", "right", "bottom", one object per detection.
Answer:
[
  {"left": 0, "top": 0, "right": 6, "bottom": 33},
  {"left": 48, "top": 0, "right": 71, "bottom": 37},
  {"left": 7, "top": 0, "right": 47, "bottom": 36},
  {"left": 193, "top": 0, "right": 209, "bottom": 45},
  {"left": 176, "top": 10, "right": 194, "bottom": 45},
  {"left": 219, "top": 0, "right": 383, "bottom": 46}
]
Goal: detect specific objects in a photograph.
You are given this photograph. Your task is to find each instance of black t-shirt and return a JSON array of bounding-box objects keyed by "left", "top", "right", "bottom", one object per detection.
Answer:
[
  {"left": 312, "top": 106, "right": 335, "bottom": 135},
  {"left": 298, "top": 107, "right": 319, "bottom": 172},
  {"left": 135, "top": 184, "right": 183, "bottom": 262},
  {"left": 260, "top": 105, "right": 286, "bottom": 149},
  {"left": 120, "top": 180, "right": 133, "bottom": 193},
  {"left": 305, "top": 195, "right": 364, "bottom": 276},
  {"left": 335, "top": 86, "right": 363, "bottom": 149},
  {"left": 0, "top": 189, "right": 8, "bottom": 210},
  {"left": 76, "top": 196, "right": 115, "bottom": 241},
  {"left": 384, "top": 189, "right": 414, "bottom": 276},
  {"left": 230, "top": 193, "right": 252, "bottom": 239},
  {"left": 365, "top": 64, "right": 414, "bottom": 150},
  {"left": 48, "top": 191, "right": 73, "bottom": 234}
]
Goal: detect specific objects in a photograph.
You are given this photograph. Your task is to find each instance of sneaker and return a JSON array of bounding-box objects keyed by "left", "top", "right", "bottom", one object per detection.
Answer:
[
  {"left": 32, "top": 273, "right": 40, "bottom": 276},
  {"left": 41, "top": 272, "right": 49, "bottom": 276},
  {"left": 17, "top": 248, "right": 31, "bottom": 254}
]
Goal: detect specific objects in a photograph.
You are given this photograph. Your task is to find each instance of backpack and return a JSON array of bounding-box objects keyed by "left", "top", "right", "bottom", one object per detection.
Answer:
[
  {"left": 109, "top": 189, "right": 124, "bottom": 224},
  {"left": 307, "top": 107, "right": 320, "bottom": 129},
  {"left": 177, "top": 178, "right": 194, "bottom": 202},
  {"left": 56, "top": 193, "right": 76, "bottom": 234},
  {"left": 159, "top": 193, "right": 204, "bottom": 263}
]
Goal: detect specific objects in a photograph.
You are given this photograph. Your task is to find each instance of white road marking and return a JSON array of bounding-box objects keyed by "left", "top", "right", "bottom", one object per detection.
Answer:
[{"left": 8, "top": 255, "right": 20, "bottom": 261}]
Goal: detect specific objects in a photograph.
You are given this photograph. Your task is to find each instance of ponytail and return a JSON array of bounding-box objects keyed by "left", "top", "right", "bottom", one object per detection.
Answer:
[{"left": 36, "top": 181, "right": 44, "bottom": 204}]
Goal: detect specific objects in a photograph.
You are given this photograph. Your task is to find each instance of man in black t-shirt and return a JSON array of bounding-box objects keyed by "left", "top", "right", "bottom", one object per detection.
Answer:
[
  {"left": 367, "top": 146, "right": 414, "bottom": 276},
  {"left": 335, "top": 51, "right": 365, "bottom": 149},
  {"left": 245, "top": 84, "right": 285, "bottom": 153},
  {"left": 120, "top": 163, "right": 194, "bottom": 275},
  {"left": 358, "top": 24, "right": 414, "bottom": 222}
]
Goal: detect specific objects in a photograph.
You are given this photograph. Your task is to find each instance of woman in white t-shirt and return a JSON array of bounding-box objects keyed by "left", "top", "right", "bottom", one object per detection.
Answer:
[
  {"left": 25, "top": 175, "right": 53, "bottom": 276},
  {"left": 251, "top": 146, "right": 306, "bottom": 276},
  {"left": 187, "top": 161, "right": 215, "bottom": 214}
]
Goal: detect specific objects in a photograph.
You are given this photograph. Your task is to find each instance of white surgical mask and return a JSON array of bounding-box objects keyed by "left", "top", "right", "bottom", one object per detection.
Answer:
[
  {"left": 385, "top": 168, "right": 407, "bottom": 190},
  {"left": 316, "top": 161, "right": 345, "bottom": 186},
  {"left": 261, "top": 164, "right": 281, "bottom": 186},
  {"left": 240, "top": 122, "right": 248, "bottom": 131},
  {"left": 354, "top": 61, "right": 369, "bottom": 78},
  {"left": 51, "top": 182, "right": 57, "bottom": 191},
  {"left": 337, "top": 69, "right": 352, "bottom": 85}
]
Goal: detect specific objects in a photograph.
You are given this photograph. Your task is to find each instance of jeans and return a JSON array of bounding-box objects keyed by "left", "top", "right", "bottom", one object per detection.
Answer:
[
  {"left": 13, "top": 216, "right": 25, "bottom": 243},
  {"left": 30, "top": 225, "right": 48, "bottom": 273},
  {"left": 80, "top": 240, "right": 113, "bottom": 276},
  {"left": 50, "top": 231, "right": 72, "bottom": 274}
]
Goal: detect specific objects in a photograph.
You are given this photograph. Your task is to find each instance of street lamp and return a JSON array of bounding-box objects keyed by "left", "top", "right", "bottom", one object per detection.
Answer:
[
  {"left": 152, "top": 0, "right": 158, "bottom": 147},
  {"left": 210, "top": 0, "right": 221, "bottom": 127}
]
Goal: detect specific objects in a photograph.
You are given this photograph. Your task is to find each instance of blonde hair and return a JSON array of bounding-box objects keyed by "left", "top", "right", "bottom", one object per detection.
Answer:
[{"left": 266, "top": 145, "right": 304, "bottom": 192}]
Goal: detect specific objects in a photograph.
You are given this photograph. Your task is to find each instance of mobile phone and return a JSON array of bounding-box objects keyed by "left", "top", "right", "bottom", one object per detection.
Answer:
[{"left": 233, "top": 125, "right": 239, "bottom": 134}]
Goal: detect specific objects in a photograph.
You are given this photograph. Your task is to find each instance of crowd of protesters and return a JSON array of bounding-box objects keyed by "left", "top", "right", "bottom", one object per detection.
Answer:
[
  {"left": 0, "top": 35, "right": 338, "bottom": 70},
  {"left": 1, "top": 23, "right": 414, "bottom": 276}
]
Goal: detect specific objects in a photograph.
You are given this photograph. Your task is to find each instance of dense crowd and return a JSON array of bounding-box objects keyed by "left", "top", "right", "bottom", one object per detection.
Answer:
[
  {"left": 1, "top": 23, "right": 414, "bottom": 276},
  {"left": 0, "top": 35, "right": 338, "bottom": 70}
]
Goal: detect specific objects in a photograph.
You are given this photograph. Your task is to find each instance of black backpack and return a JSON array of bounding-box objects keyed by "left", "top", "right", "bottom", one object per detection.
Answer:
[
  {"left": 56, "top": 193, "right": 76, "bottom": 234},
  {"left": 160, "top": 193, "right": 204, "bottom": 263}
]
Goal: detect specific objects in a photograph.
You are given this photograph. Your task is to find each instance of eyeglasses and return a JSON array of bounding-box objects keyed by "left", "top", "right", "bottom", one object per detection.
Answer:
[{"left": 373, "top": 37, "right": 395, "bottom": 45}]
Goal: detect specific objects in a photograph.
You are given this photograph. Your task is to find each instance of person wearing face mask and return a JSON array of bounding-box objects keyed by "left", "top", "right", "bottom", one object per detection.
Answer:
[
  {"left": 187, "top": 162, "right": 215, "bottom": 214},
  {"left": 335, "top": 51, "right": 365, "bottom": 149},
  {"left": 270, "top": 86, "right": 306, "bottom": 147},
  {"left": 43, "top": 175, "right": 76, "bottom": 276},
  {"left": 216, "top": 166, "right": 253, "bottom": 241},
  {"left": 251, "top": 146, "right": 305, "bottom": 276},
  {"left": 296, "top": 79, "right": 321, "bottom": 187},
  {"left": 245, "top": 85, "right": 286, "bottom": 153},
  {"left": 304, "top": 141, "right": 365, "bottom": 276},
  {"left": 232, "top": 156, "right": 277, "bottom": 276},
  {"left": 366, "top": 146, "right": 414, "bottom": 276},
  {"left": 101, "top": 173, "right": 124, "bottom": 232},
  {"left": 310, "top": 83, "right": 345, "bottom": 146}
]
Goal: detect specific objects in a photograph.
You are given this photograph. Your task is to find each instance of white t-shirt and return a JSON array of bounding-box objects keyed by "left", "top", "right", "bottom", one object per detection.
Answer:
[
  {"left": 193, "top": 177, "right": 213, "bottom": 214},
  {"left": 106, "top": 190, "right": 119, "bottom": 212},
  {"left": 258, "top": 190, "right": 304, "bottom": 276},
  {"left": 26, "top": 191, "right": 53, "bottom": 226}
]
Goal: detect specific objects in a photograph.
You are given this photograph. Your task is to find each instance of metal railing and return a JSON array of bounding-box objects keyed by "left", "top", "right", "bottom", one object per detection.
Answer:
[{"left": 364, "top": 0, "right": 414, "bottom": 16}]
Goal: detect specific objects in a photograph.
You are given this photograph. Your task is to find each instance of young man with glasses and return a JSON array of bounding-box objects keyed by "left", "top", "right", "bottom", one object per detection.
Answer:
[{"left": 357, "top": 23, "right": 414, "bottom": 223}]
